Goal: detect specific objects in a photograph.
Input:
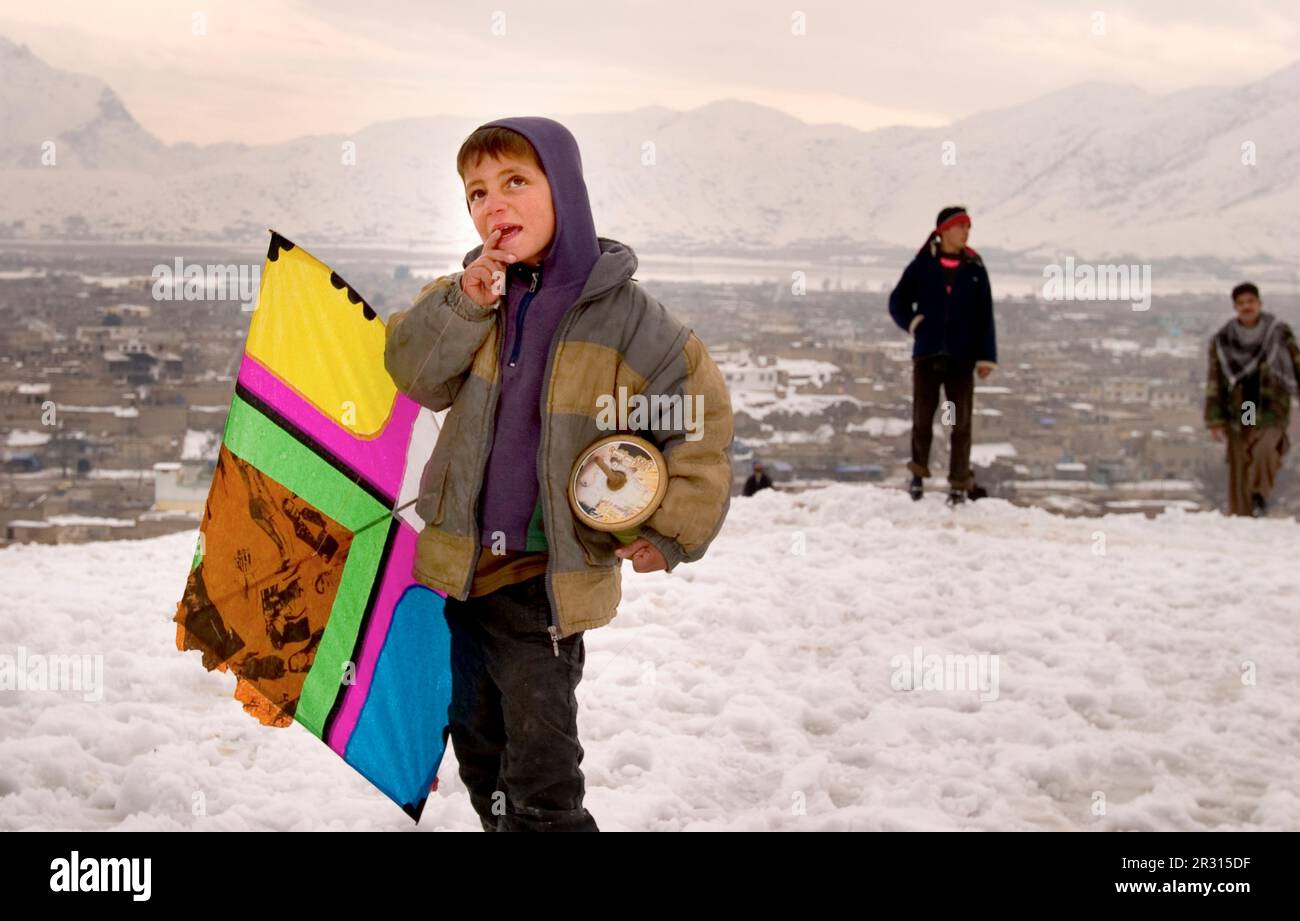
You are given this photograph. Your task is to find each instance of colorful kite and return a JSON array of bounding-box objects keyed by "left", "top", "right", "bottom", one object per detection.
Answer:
[{"left": 174, "top": 231, "right": 451, "bottom": 821}]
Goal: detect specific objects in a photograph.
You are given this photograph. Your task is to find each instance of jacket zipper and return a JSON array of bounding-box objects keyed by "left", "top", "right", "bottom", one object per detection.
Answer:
[
  {"left": 459, "top": 267, "right": 565, "bottom": 657},
  {"left": 540, "top": 301, "right": 573, "bottom": 658},
  {"left": 457, "top": 264, "right": 613, "bottom": 652},
  {"left": 507, "top": 270, "right": 540, "bottom": 368},
  {"left": 938, "top": 255, "right": 953, "bottom": 356},
  {"left": 537, "top": 284, "right": 610, "bottom": 657}
]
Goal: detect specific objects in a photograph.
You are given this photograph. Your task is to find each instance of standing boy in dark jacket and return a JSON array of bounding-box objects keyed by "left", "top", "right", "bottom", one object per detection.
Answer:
[{"left": 888, "top": 206, "right": 997, "bottom": 504}]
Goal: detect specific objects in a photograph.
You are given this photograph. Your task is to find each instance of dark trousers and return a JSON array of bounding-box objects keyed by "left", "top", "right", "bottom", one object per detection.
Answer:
[
  {"left": 909, "top": 354, "right": 976, "bottom": 490},
  {"left": 442, "top": 574, "right": 598, "bottom": 832}
]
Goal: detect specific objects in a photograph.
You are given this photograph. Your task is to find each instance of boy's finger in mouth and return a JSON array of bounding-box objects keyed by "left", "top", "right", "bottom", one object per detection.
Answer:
[{"left": 492, "top": 223, "right": 523, "bottom": 244}]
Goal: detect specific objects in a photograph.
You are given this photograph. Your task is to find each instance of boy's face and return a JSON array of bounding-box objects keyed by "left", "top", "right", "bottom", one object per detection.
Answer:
[
  {"left": 938, "top": 222, "right": 969, "bottom": 252},
  {"left": 1233, "top": 292, "right": 1261, "bottom": 325},
  {"left": 463, "top": 153, "right": 555, "bottom": 266}
]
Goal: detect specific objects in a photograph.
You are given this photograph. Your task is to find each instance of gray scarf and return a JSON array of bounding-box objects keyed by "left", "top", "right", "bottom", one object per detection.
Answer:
[{"left": 1214, "top": 311, "right": 1298, "bottom": 395}]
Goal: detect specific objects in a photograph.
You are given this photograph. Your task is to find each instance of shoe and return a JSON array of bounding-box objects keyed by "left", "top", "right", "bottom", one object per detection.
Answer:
[
  {"left": 909, "top": 475, "right": 924, "bottom": 502},
  {"left": 967, "top": 484, "right": 988, "bottom": 501},
  {"left": 947, "top": 488, "right": 966, "bottom": 506},
  {"left": 1251, "top": 493, "right": 1266, "bottom": 518}
]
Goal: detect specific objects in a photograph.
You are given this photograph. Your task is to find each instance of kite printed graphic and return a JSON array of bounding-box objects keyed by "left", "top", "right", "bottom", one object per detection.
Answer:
[{"left": 174, "top": 231, "right": 451, "bottom": 822}]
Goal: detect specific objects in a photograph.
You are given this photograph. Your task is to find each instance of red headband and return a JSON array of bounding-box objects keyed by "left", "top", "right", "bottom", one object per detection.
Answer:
[{"left": 936, "top": 212, "right": 971, "bottom": 234}]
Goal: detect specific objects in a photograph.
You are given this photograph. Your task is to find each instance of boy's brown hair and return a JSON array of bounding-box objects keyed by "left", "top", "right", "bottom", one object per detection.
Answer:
[
  {"left": 1231, "top": 282, "right": 1260, "bottom": 303},
  {"left": 456, "top": 126, "right": 544, "bottom": 179}
]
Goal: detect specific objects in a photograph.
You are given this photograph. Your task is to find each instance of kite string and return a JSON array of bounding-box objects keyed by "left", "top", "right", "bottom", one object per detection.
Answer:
[
  {"left": 191, "top": 491, "right": 422, "bottom": 618},
  {"left": 378, "top": 266, "right": 508, "bottom": 526},
  {"left": 343, "top": 267, "right": 488, "bottom": 538}
]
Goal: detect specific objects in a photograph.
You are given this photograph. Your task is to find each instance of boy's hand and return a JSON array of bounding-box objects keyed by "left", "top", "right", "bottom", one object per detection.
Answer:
[
  {"left": 460, "top": 227, "right": 516, "bottom": 308},
  {"left": 614, "top": 538, "right": 667, "bottom": 573},
  {"left": 976, "top": 365, "right": 993, "bottom": 380}
]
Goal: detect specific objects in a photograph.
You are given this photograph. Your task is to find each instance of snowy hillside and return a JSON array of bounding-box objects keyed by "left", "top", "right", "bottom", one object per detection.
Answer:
[
  {"left": 2, "top": 484, "right": 1298, "bottom": 831},
  {"left": 1, "top": 32, "right": 1296, "bottom": 263},
  {"left": 0, "top": 37, "right": 166, "bottom": 171}
]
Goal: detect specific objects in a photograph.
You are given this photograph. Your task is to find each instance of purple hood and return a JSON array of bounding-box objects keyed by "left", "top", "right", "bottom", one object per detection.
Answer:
[{"left": 461, "top": 116, "right": 603, "bottom": 552}]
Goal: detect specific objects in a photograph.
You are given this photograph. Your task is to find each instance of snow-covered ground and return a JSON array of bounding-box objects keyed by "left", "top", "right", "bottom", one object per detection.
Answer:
[
  {"left": 2, "top": 484, "right": 1298, "bottom": 831},
  {"left": 731, "top": 390, "right": 862, "bottom": 422}
]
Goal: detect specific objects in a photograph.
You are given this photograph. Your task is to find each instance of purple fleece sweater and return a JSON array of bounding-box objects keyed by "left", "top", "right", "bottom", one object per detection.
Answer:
[{"left": 461, "top": 117, "right": 601, "bottom": 551}]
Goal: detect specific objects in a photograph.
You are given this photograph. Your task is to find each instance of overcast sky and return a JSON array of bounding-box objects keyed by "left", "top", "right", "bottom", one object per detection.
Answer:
[{"left": 2, "top": 0, "right": 1297, "bottom": 145}]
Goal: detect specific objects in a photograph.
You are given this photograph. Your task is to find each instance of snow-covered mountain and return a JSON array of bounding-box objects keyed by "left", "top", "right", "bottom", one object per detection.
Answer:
[
  {"left": 1, "top": 33, "right": 1296, "bottom": 263},
  {"left": 0, "top": 37, "right": 167, "bottom": 171},
  {"left": 2, "top": 484, "right": 1298, "bottom": 830}
]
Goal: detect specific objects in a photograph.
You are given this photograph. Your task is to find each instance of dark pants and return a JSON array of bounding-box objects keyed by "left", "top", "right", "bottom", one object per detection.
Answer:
[
  {"left": 442, "top": 574, "right": 598, "bottom": 832},
  {"left": 909, "top": 354, "right": 976, "bottom": 490}
]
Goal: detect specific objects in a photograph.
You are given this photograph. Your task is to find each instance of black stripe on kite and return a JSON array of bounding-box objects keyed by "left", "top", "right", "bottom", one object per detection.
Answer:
[
  {"left": 321, "top": 514, "right": 396, "bottom": 744},
  {"left": 233, "top": 381, "right": 394, "bottom": 507},
  {"left": 318, "top": 516, "right": 430, "bottom": 823}
]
